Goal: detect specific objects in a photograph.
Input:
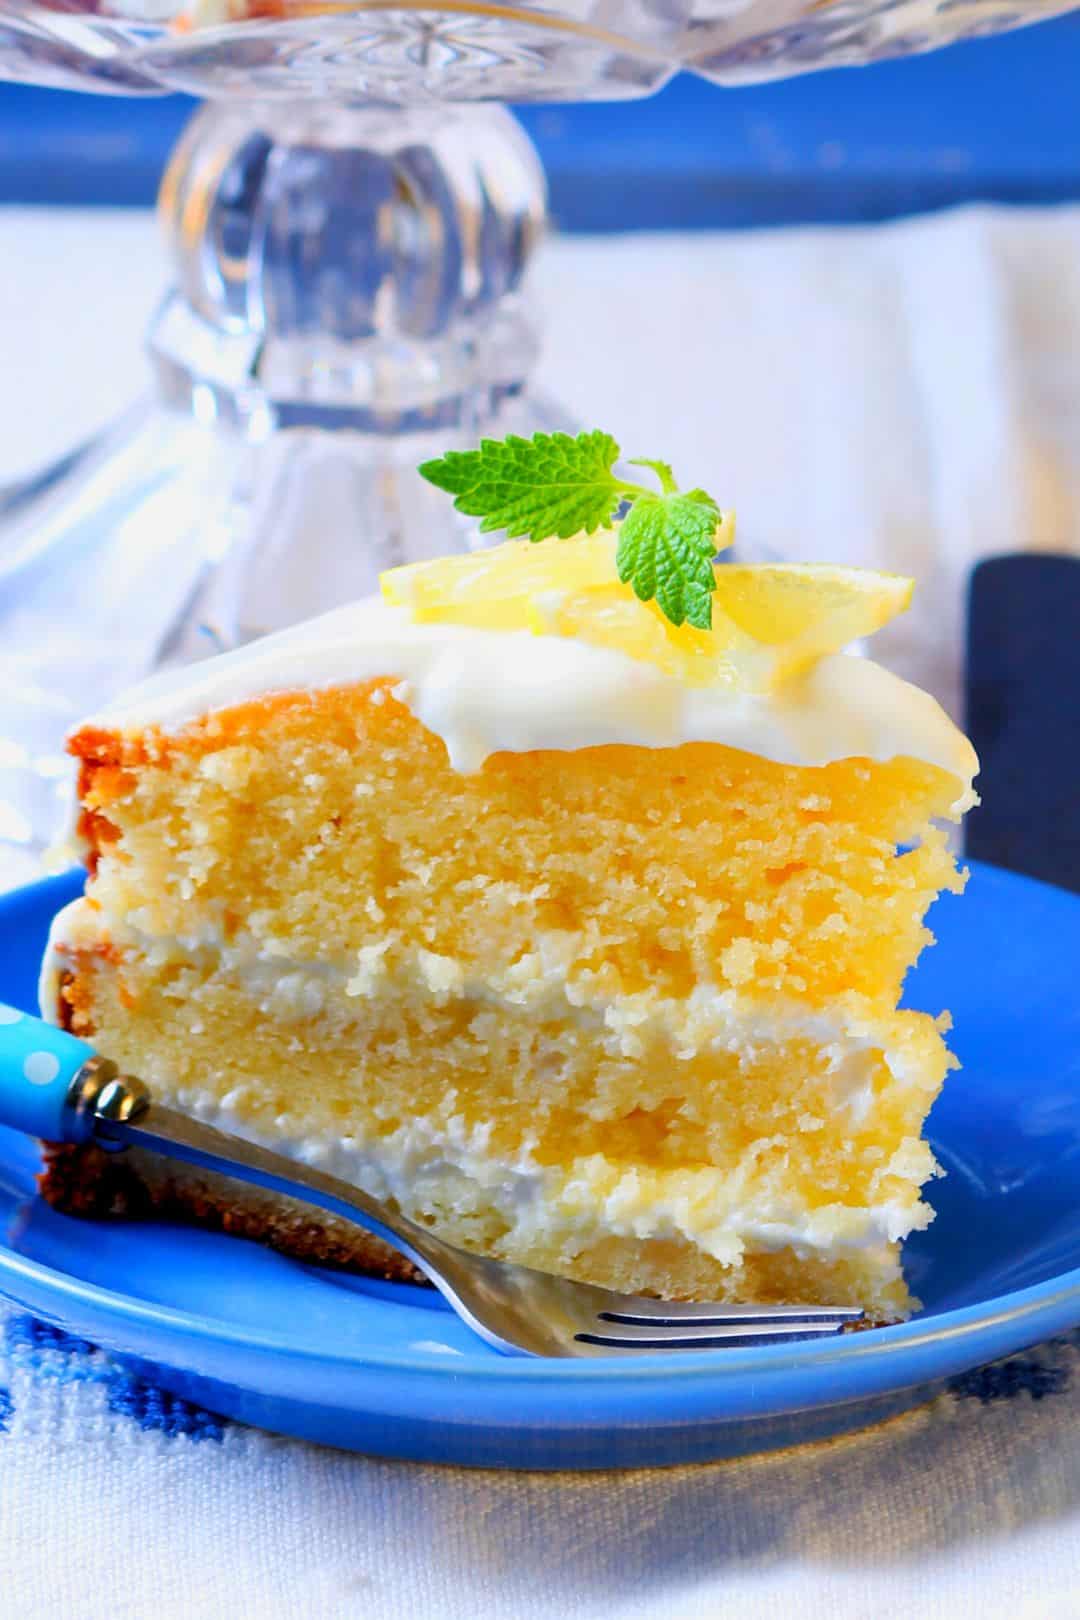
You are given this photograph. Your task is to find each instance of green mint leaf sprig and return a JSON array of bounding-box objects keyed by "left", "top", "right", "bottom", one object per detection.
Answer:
[
  {"left": 419, "top": 430, "right": 625, "bottom": 541},
  {"left": 418, "top": 431, "right": 729, "bottom": 631}
]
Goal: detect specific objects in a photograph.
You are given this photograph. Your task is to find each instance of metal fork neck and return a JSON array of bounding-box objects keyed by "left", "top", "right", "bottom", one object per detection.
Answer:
[{"left": 67, "top": 1059, "right": 150, "bottom": 1150}]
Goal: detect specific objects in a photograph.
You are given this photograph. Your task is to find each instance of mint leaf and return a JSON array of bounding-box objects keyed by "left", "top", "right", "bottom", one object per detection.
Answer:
[
  {"left": 418, "top": 430, "right": 624, "bottom": 540},
  {"left": 616, "top": 493, "right": 721, "bottom": 630},
  {"left": 418, "top": 429, "right": 730, "bottom": 629}
]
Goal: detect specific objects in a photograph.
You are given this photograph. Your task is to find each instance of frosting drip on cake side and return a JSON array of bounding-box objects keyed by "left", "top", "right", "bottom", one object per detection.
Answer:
[{"left": 81, "top": 595, "right": 978, "bottom": 809}]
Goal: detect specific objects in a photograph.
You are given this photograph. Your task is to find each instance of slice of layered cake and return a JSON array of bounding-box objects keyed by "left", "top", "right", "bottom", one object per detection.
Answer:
[{"left": 39, "top": 435, "right": 977, "bottom": 1323}]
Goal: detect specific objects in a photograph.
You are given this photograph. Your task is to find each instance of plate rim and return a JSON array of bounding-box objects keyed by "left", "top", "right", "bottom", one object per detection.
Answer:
[{"left": 3, "top": 864, "right": 1080, "bottom": 1391}]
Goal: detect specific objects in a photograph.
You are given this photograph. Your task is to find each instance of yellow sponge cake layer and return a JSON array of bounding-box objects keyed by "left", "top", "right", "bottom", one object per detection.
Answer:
[{"left": 71, "top": 683, "right": 962, "bottom": 1015}]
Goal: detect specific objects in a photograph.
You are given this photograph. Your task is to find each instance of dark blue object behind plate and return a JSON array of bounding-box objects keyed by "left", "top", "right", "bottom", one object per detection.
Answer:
[
  {"left": 966, "top": 555, "right": 1080, "bottom": 895},
  {"left": 1, "top": 865, "right": 1079, "bottom": 1468}
]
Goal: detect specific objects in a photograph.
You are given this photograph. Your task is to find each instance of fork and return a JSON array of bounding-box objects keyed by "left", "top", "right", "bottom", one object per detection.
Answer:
[{"left": 0, "top": 1004, "right": 863, "bottom": 1356}]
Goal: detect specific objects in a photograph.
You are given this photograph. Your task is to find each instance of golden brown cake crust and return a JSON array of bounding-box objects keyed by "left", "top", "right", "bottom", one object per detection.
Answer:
[
  {"left": 37, "top": 1142, "right": 426, "bottom": 1285},
  {"left": 35, "top": 1147, "right": 883, "bottom": 1325}
]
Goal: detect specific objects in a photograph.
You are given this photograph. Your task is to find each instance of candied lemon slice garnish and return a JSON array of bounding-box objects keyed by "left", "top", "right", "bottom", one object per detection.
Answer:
[
  {"left": 381, "top": 534, "right": 911, "bottom": 689},
  {"left": 526, "top": 589, "right": 765, "bottom": 686},
  {"left": 381, "top": 535, "right": 621, "bottom": 627},
  {"left": 713, "top": 564, "right": 913, "bottom": 663}
]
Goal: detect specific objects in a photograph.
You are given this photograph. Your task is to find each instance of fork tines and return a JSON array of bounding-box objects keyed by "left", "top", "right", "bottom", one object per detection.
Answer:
[{"left": 579, "top": 1300, "right": 864, "bottom": 1350}]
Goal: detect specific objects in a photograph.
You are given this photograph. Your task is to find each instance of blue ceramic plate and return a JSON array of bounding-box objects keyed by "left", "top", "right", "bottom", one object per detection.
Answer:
[{"left": 1, "top": 866, "right": 1079, "bottom": 1469}]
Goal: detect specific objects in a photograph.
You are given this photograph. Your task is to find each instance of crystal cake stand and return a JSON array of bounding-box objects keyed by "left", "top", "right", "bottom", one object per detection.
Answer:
[{"left": 0, "top": 0, "right": 1071, "bottom": 877}]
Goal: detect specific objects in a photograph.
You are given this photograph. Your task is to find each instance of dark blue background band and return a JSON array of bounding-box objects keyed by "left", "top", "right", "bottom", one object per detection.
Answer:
[{"left": 1, "top": 15, "right": 1079, "bottom": 228}]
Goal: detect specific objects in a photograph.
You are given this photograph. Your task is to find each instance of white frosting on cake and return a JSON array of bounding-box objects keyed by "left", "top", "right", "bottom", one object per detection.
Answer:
[{"left": 82, "top": 595, "right": 978, "bottom": 809}]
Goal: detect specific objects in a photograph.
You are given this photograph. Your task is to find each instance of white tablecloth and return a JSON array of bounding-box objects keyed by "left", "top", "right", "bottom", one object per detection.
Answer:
[
  {"left": 2, "top": 1308, "right": 1080, "bottom": 1620},
  {"left": 3, "top": 204, "right": 1080, "bottom": 1620}
]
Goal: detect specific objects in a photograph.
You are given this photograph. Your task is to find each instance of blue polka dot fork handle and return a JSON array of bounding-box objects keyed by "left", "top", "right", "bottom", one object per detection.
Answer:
[
  {"left": 0, "top": 1001, "right": 131, "bottom": 1144},
  {"left": 0, "top": 1002, "right": 863, "bottom": 1355}
]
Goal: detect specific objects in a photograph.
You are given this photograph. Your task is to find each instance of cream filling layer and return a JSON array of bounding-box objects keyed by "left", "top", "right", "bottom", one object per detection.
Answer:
[
  {"left": 81, "top": 595, "right": 977, "bottom": 810},
  {"left": 40, "top": 900, "right": 936, "bottom": 1263},
  {"left": 43, "top": 898, "right": 919, "bottom": 1080},
  {"left": 159, "top": 1092, "right": 924, "bottom": 1267}
]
